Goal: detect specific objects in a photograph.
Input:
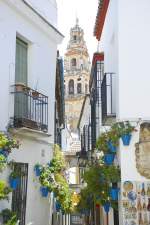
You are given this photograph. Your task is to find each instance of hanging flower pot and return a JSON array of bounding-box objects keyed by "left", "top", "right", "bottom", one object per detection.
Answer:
[
  {"left": 103, "top": 202, "right": 110, "bottom": 213},
  {"left": 9, "top": 178, "right": 20, "bottom": 190},
  {"left": 56, "top": 201, "right": 61, "bottom": 211},
  {"left": 121, "top": 134, "right": 132, "bottom": 146},
  {"left": 104, "top": 154, "right": 115, "bottom": 165},
  {"left": 107, "top": 141, "right": 117, "bottom": 153},
  {"left": 110, "top": 188, "right": 119, "bottom": 201},
  {"left": 40, "top": 186, "right": 49, "bottom": 197},
  {"left": 0, "top": 149, "right": 9, "bottom": 158},
  {"left": 34, "top": 164, "right": 41, "bottom": 176}
]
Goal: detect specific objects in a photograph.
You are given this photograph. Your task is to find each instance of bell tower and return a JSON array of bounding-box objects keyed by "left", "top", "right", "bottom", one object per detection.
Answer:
[{"left": 64, "top": 19, "right": 90, "bottom": 132}]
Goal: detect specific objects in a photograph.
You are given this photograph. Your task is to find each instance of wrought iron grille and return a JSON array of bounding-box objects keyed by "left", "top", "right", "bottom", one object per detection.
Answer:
[
  {"left": 101, "top": 73, "right": 116, "bottom": 124},
  {"left": 90, "top": 60, "right": 104, "bottom": 149},
  {"left": 12, "top": 85, "right": 48, "bottom": 132},
  {"left": 91, "top": 88, "right": 97, "bottom": 149},
  {"left": 12, "top": 163, "right": 28, "bottom": 225},
  {"left": 82, "top": 124, "right": 91, "bottom": 152}
]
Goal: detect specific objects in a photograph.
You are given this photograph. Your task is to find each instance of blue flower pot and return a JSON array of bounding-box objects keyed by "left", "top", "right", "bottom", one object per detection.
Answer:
[
  {"left": 56, "top": 201, "right": 61, "bottom": 211},
  {"left": 40, "top": 186, "right": 49, "bottom": 197},
  {"left": 9, "top": 178, "right": 20, "bottom": 190},
  {"left": 110, "top": 188, "right": 119, "bottom": 200},
  {"left": 103, "top": 202, "right": 110, "bottom": 213},
  {"left": 107, "top": 141, "right": 117, "bottom": 153},
  {"left": 104, "top": 154, "right": 115, "bottom": 165},
  {"left": 34, "top": 166, "right": 41, "bottom": 176},
  {"left": 0, "top": 149, "right": 9, "bottom": 158},
  {"left": 121, "top": 134, "right": 131, "bottom": 146}
]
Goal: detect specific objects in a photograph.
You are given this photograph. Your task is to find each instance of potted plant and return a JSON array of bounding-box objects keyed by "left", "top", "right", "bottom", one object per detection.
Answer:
[
  {"left": 34, "top": 163, "right": 42, "bottom": 176},
  {"left": 0, "top": 208, "right": 16, "bottom": 224},
  {"left": 14, "top": 83, "right": 26, "bottom": 92},
  {"left": 103, "top": 202, "right": 111, "bottom": 213},
  {"left": 0, "top": 133, "right": 20, "bottom": 157},
  {"left": 109, "top": 187, "right": 120, "bottom": 201},
  {"left": 56, "top": 201, "right": 61, "bottom": 211},
  {"left": 107, "top": 130, "right": 119, "bottom": 152},
  {"left": 96, "top": 132, "right": 108, "bottom": 153},
  {"left": 32, "top": 90, "right": 40, "bottom": 99},
  {"left": 0, "top": 154, "right": 7, "bottom": 172},
  {"left": 104, "top": 153, "right": 115, "bottom": 165},
  {"left": 40, "top": 186, "right": 49, "bottom": 197},
  {"left": 9, "top": 171, "right": 21, "bottom": 190},
  {"left": 114, "top": 121, "right": 136, "bottom": 146},
  {"left": 0, "top": 181, "right": 12, "bottom": 200}
]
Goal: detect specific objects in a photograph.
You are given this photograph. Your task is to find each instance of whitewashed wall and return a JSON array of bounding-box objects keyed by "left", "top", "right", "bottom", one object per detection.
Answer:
[
  {"left": 0, "top": 0, "right": 63, "bottom": 140},
  {"left": 118, "top": 0, "right": 150, "bottom": 120},
  {"left": 0, "top": 134, "right": 53, "bottom": 225},
  {"left": 99, "top": 0, "right": 150, "bottom": 181},
  {"left": 99, "top": 1, "right": 150, "bottom": 224},
  {"left": 0, "top": 0, "right": 63, "bottom": 224},
  {"left": 25, "top": 0, "right": 57, "bottom": 27}
]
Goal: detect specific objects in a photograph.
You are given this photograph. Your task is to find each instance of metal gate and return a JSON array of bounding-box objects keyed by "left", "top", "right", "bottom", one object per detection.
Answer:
[{"left": 12, "top": 163, "right": 28, "bottom": 225}]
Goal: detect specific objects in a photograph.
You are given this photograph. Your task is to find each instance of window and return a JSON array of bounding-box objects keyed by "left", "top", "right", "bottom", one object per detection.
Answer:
[
  {"left": 71, "top": 58, "right": 76, "bottom": 67},
  {"left": 77, "top": 83, "right": 82, "bottom": 94},
  {"left": 15, "top": 38, "right": 28, "bottom": 85},
  {"left": 73, "top": 35, "right": 77, "bottom": 41},
  {"left": 15, "top": 38, "right": 28, "bottom": 119},
  {"left": 69, "top": 79, "right": 74, "bottom": 94}
]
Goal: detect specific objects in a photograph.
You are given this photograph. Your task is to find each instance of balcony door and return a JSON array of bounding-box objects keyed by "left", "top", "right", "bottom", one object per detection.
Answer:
[
  {"left": 15, "top": 38, "right": 28, "bottom": 85},
  {"left": 14, "top": 38, "right": 28, "bottom": 121}
]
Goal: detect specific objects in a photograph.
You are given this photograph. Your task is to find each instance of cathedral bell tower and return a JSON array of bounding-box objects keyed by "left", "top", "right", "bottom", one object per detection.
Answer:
[{"left": 64, "top": 19, "right": 90, "bottom": 132}]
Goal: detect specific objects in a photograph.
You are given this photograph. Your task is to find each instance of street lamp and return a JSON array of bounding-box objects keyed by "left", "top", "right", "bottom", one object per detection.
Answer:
[{"left": 76, "top": 149, "right": 88, "bottom": 168}]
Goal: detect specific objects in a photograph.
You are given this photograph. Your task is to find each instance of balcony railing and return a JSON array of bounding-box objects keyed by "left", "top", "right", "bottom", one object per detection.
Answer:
[
  {"left": 101, "top": 73, "right": 116, "bottom": 124},
  {"left": 81, "top": 124, "right": 91, "bottom": 152},
  {"left": 11, "top": 84, "right": 48, "bottom": 132}
]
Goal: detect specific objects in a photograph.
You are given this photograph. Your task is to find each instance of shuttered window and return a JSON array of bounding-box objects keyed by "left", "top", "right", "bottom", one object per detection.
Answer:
[
  {"left": 15, "top": 38, "right": 28, "bottom": 84},
  {"left": 14, "top": 38, "right": 28, "bottom": 119}
]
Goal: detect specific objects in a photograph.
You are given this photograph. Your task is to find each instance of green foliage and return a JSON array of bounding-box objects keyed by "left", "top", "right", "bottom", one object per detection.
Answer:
[
  {"left": 78, "top": 164, "right": 120, "bottom": 210},
  {"left": 0, "top": 134, "right": 20, "bottom": 224},
  {"left": 0, "top": 133, "right": 19, "bottom": 151},
  {"left": 77, "top": 188, "right": 91, "bottom": 211},
  {"left": 96, "top": 132, "right": 109, "bottom": 153},
  {"left": 54, "top": 173, "right": 73, "bottom": 212},
  {"left": 112, "top": 121, "right": 136, "bottom": 136},
  {"left": 37, "top": 144, "right": 73, "bottom": 213},
  {"left": 0, "top": 208, "right": 17, "bottom": 224},
  {"left": 0, "top": 155, "right": 7, "bottom": 172},
  {"left": 39, "top": 166, "right": 56, "bottom": 191},
  {"left": 50, "top": 145, "right": 66, "bottom": 172},
  {"left": 96, "top": 121, "right": 136, "bottom": 153},
  {"left": 0, "top": 181, "right": 12, "bottom": 201},
  {"left": 5, "top": 215, "right": 18, "bottom": 225}
]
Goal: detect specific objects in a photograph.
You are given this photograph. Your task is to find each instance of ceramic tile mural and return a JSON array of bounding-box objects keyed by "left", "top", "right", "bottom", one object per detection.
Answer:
[{"left": 122, "top": 181, "right": 150, "bottom": 225}]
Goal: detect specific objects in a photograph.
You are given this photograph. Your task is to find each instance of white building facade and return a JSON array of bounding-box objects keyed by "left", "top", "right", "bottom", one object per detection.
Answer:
[
  {"left": 0, "top": 0, "right": 63, "bottom": 224},
  {"left": 93, "top": 0, "right": 150, "bottom": 225}
]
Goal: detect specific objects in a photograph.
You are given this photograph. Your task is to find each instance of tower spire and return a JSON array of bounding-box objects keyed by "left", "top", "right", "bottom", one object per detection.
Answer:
[{"left": 76, "top": 15, "right": 79, "bottom": 26}]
